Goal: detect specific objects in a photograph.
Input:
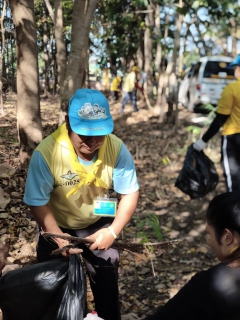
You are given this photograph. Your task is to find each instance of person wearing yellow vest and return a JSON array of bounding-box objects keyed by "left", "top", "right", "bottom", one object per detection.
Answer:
[
  {"left": 23, "top": 89, "right": 139, "bottom": 320},
  {"left": 110, "top": 71, "right": 123, "bottom": 101},
  {"left": 121, "top": 66, "right": 143, "bottom": 113},
  {"left": 193, "top": 54, "right": 240, "bottom": 192}
]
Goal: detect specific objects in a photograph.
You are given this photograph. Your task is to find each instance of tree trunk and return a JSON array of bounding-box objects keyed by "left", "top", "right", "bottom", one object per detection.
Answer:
[
  {"left": 0, "top": 0, "right": 6, "bottom": 115},
  {"left": 155, "top": 13, "right": 169, "bottom": 122},
  {"left": 44, "top": 0, "right": 54, "bottom": 22},
  {"left": 144, "top": 2, "right": 154, "bottom": 97},
  {"left": 9, "top": 0, "right": 43, "bottom": 168},
  {"left": 43, "top": 2, "right": 50, "bottom": 97},
  {"left": 153, "top": 4, "right": 162, "bottom": 115},
  {"left": 136, "top": 13, "right": 145, "bottom": 70},
  {"left": 59, "top": 0, "right": 98, "bottom": 125},
  {"left": 54, "top": 0, "right": 67, "bottom": 92},
  {"left": 230, "top": 18, "right": 237, "bottom": 57},
  {"left": 166, "top": 1, "right": 183, "bottom": 130},
  {"left": 154, "top": 4, "right": 162, "bottom": 73}
]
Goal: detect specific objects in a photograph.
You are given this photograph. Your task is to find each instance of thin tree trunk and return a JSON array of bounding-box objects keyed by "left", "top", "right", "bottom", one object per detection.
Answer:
[
  {"left": 156, "top": 13, "right": 169, "bottom": 122},
  {"left": 9, "top": 0, "right": 43, "bottom": 168},
  {"left": 230, "top": 18, "right": 237, "bottom": 57},
  {"left": 54, "top": 0, "right": 67, "bottom": 92},
  {"left": 136, "top": 12, "right": 144, "bottom": 70},
  {"left": 0, "top": 0, "right": 6, "bottom": 115},
  {"left": 167, "top": 0, "right": 183, "bottom": 130},
  {"left": 154, "top": 4, "right": 162, "bottom": 73},
  {"left": 59, "top": 0, "right": 98, "bottom": 125},
  {"left": 154, "top": 4, "right": 162, "bottom": 114},
  {"left": 144, "top": 1, "right": 154, "bottom": 98},
  {"left": 43, "top": 3, "right": 50, "bottom": 97},
  {"left": 11, "top": 35, "right": 15, "bottom": 81},
  {"left": 44, "top": 0, "right": 54, "bottom": 22}
]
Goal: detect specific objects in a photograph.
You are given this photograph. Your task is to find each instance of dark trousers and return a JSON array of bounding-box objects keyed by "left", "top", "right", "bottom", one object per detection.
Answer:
[
  {"left": 221, "top": 134, "right": 240, "bottom": 192},
  {"left": 111, "top": 90, "right": 119, "bottom": 101},
  {"left": 37, "top": 217, "right": 121, "bottom": 320},
  {"left": 121, "top": 91, "right": 138, "bottom": 112}
]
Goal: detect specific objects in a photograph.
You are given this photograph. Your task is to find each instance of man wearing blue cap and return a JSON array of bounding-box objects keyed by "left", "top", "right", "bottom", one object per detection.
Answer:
[
  {"left": 193, "top": 54, "right": 240, "bottom": 192},
  {"left": 23, "top": 89, "right": 139, "bottom": 320}
]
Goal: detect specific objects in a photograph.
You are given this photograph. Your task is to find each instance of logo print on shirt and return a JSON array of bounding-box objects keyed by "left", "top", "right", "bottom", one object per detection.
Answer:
[{"left": 60, "top": 170, "right": 78, "bottom": 180}]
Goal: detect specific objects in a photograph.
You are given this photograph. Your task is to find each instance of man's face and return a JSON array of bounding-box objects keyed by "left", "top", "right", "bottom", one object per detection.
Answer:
[
  {"left": 70, "top": 131, "right": 105, "bottom": 154},
  {"left": 206, "top": 222, "right": 222, "bottom": 260},
  {"left": 65, "top": 116, "right": 105, "bottom": 158},
  {"left": 234, "top": 65, "right": 240, "bottom": 79}
]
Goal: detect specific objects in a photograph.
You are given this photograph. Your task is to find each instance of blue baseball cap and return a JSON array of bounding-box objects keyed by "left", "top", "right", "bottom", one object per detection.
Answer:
[
  {"left": 68, "top": 89, "right": 114, "bottom": 136},
  {"left": 230, "top": 54, "right": 240, "bottom": 66}
]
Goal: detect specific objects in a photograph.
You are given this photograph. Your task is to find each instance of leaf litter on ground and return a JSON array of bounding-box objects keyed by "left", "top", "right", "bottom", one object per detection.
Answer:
[{"left": 0, "top": 93, "right": 225, "bottom": 318}]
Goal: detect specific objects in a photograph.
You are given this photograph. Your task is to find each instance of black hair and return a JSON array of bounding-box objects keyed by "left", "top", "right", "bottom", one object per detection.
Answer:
[{"left": 206, "top": 192, "right": 240, "bottom": 244}]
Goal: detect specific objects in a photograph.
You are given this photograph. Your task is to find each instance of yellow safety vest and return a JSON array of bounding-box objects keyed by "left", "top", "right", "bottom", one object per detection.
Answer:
[
  {"left": 110, "top": 76, "right": 121, "bottom": 91},
  {"left": 217, "top": 78, "right": 240, "bottom": 135},
  {"left": 36, "top": 123, "right": 122, "bottom": 229}
]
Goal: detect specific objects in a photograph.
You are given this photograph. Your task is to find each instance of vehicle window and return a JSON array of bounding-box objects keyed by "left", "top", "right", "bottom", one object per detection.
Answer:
[{"left": 203, "top": 61, "right": 234, "bottom": 78}]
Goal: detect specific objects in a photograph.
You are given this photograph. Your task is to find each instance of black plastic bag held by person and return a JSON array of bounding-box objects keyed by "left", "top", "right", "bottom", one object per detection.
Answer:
[
  {"left": 175, "top": 144, "right": 219, "bottom": 199},
  {"left": 0, "top": 255, "right": 86, "bottom": 320}
]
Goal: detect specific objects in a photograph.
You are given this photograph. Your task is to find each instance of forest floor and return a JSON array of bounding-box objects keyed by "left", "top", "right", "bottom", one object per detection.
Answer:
[{"left": 0, "top": 92, "right": 227, "bottom": 319}]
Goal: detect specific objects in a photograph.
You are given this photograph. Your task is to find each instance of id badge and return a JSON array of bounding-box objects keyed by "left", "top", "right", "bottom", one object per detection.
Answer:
[{"left": 93, "top": 197, "right": 117, "bottom": 217}]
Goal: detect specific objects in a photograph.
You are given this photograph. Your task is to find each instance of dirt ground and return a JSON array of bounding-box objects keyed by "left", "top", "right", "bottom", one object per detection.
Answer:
[{"left": 0, "top": 92, "right": 227, "bottom": 318}]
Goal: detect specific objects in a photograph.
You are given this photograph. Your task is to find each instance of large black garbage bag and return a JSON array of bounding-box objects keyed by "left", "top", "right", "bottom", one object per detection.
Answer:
[
  {"left": 0, "top": 255, "right": 86, "bottom": 320},
  {"left": 175, "top": 144, "right": 219, "bottom": 199},
  {"left": 76, "top": 243, "right": 121, "bottom": 320}
]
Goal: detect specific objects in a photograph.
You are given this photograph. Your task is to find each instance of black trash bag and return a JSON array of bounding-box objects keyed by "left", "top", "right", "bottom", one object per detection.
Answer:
[
  {"left": 0, "top": 255, "right": 86, "bottom": 320},
  {"left": 76, "top": 243, "right": 121, "bottom": 320},
  {"left": 175, "top": 144, "right": 219, "bottom": 199}
]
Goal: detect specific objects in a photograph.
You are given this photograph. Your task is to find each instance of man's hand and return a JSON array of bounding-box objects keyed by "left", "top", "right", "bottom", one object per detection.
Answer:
[
  {"left": 87, "top": 228, "right": 116, "bottom": 251},
  {"left": 193, "top": 139, "right": 206, "bottom": 152},
  {"left": 54, "top": 233, "right": 83, "bottom": 257}
]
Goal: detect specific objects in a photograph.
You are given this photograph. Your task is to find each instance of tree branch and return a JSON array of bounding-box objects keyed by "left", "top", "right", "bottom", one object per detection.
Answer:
[{"left": 44, "top": 0, "right": 54, "bottom": 22}]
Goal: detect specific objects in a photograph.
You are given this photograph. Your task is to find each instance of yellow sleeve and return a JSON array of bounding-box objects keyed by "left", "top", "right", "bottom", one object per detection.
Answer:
[{"left": 217, "top": 84, "right": 234, "bottom": 115}]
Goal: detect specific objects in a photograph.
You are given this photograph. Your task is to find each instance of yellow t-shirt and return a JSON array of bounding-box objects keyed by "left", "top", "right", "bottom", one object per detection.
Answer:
[
  {"left": 36, "top": 124, "right": 122, "bottom": 229},
  {"left": 122, "top": 71, "right": 136, "bottom": 92},
  {"left": 217, "top": 78, "right": 240, "bottom": 135},
  {"left": 110, "top": 76, "right": 121, "bottom": 91}
]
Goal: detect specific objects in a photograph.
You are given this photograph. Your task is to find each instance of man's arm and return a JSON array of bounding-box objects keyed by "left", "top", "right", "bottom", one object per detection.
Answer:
[
  {"left": 88, "top": 142, "right": 140, "bottom": 250},
  {"left": 30, "top": 204, "right": 62, "bottom": 234},
  {"left": 111, "top": 191, "right": 139, "bottom": 235},
  {"left": 31, "top": 204, "right": 82, "bottom": 255},
  {"left": 135, "top": 80, "right": 144, "bottom": 92},
  {"left": 193, "top": 84, "right": 233, "bottom": 151}
]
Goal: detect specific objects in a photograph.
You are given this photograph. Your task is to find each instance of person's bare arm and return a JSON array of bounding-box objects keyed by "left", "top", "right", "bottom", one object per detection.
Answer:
[
  {"left": 88, "top": 191, "right": 139, "bottom": 250},
  {"left": 30, "top": 204, "right": 82, "bottom": 255},
  {"left": 30, "top": 204, "right": 62, "bottom": 234}
]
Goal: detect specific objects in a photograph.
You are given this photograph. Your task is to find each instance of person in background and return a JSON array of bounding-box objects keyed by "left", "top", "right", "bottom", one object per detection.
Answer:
[
  {"left": 121, "top": 66, "right": 143, "bottom": 113},
  {"left": 193, "top": 54, "right": 240, "bottom": 192},
  {"left": 144, "top": 192, "right": 240, "bottom": 320},
  {"left": 152, "top": 71, "right": 159, "bottom": 97},
  {"left": 110, "top": 71, "right": 123, "bottom": 101},
  {"left": 139, "top": 71, "right": 147, "bottom": 90},
  {"left": 23, "top": 89, "right": 139, "bottom": 320}
]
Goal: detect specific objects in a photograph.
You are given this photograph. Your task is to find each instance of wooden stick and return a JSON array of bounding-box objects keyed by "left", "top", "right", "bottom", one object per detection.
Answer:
[
  {"left": 41, "top": 231, "right": 94, "bottom": 244},
  {"left": 41, "top": 231, "right": 183, "bottom": 253}
]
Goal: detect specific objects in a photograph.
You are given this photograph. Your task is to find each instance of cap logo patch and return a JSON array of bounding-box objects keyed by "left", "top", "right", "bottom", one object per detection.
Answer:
[{"left": 78, "top": 103, "right": 107, "bottom": 120}]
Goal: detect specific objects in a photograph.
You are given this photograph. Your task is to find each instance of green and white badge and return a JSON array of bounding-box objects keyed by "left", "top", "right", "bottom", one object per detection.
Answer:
[{"left": 93, "top": 196, "right": 118, "bottom": 217}]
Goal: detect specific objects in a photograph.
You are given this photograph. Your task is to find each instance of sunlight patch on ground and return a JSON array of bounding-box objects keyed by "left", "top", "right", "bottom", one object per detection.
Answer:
[{"left": 187, "top": 222, "right": 206, "bottom": 239}]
